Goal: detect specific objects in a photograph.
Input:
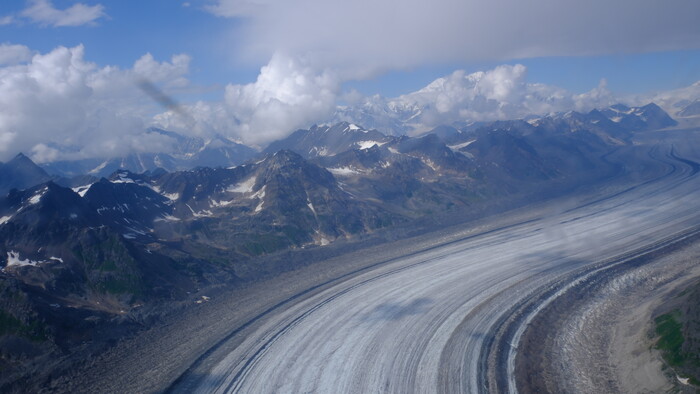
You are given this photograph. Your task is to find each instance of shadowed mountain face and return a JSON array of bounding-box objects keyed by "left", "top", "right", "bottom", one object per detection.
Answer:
[
  {"left": 0, "top": 154, "right": 52, "bottom": 196},
  {"left": 429, "top": 103, "right": 677, "bottom": 147},
  {"left": 145, "top": 149, "right": 396, "bottom": 253},
  {"left": 599, "top": 103, "right": 678, "bottom": 132},
  {"left": 34, "top": 102, "right": 673, "bottom": 181},
  {"left": 0, "top": 103, "right": 678, "bottom": 391},
  {"left": 264, "top": 122, "right": 394, "bottom": 158}
]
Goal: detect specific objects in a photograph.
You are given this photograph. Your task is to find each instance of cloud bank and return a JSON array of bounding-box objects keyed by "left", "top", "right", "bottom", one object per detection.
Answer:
[
  {"left": 0, "top": 44, "right": 34, "bottom": 66},
  {"left": 193, "top": 0, "right": 700, "bottom": 142},
  {"left": 209, "top": 0, "right": 700, "bottom": 76},
  {"left": 0, "top": 45, "right": 191, "bottom": 162},
  {"left": 3, "top": 43, "right": 700, "bottom": 162},
  {"left": 332, "top": 65, "right": 619, "bottom": 135},
  {"left": 154, "top": 54, "right": 341, "bottom": 147},
  {"left": 4, "top": 0, "right": 700, "bottom": 161},
  {"left": 399, "top": 65, "right": 617, "bottom": 122},
  {"left": 640, "top": 82, "right": 700, "bottom": 114}
]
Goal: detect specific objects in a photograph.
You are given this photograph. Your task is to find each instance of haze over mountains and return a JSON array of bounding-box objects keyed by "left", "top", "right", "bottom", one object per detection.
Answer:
[
  {"left": 19, "top": 101, "right": 681, "bottom": 179},
  {"left": 2, "top": 45, "right": 699, "bottom": 168},
  {"left": 328, "top": 69, "right": 699, "bottom": 137},
  {"left": 39, "top": 128, "right": 258, "bottom": 179}
]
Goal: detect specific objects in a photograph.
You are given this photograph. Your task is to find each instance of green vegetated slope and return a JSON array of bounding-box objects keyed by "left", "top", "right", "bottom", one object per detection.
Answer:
[{"left": 655, "top": 280, "right": 700, "bottom": 386}]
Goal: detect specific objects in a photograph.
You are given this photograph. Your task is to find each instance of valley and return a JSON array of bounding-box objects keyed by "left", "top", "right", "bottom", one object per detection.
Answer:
[
  {"left": 4, "top": 3, "right": 700, "bottom": 393},
  {"left": 42, "top": 127, "right": 700, "bottom": 393},
  {"left": 0, "top": 103, "right": 698, "bottom": 392},
  {"left": 163, "top": 128, "right": 700, "bottom": 393}
]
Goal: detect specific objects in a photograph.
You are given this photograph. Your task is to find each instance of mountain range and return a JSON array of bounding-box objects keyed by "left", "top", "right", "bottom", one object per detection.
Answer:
[
  {"left": 40, "top": 128, "right": 257, "bottom": 178},
  {"left": 0, "top": 102, "right": 680, "bottom": 390},
  {"left": 23, "top": 102, "right": 677, "bottom": 180}
]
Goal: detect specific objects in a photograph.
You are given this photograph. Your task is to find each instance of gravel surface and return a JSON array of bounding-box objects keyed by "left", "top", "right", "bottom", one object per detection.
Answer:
[{"left": 56, "top": 194, "right": 555, "bottom": 394}]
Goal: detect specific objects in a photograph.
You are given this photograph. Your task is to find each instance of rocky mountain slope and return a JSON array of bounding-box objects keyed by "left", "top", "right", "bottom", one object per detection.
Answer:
[
  {"left": 0, "top": 153, "right": 53, "bottom": 196},
  {"left": 0, "top": 103, "right": 678, "bottom": 391}
]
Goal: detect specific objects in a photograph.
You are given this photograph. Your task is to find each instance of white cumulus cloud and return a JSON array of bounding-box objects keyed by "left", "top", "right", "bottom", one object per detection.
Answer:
[
  {"left": 155, "top": 53, "right": 340, "bottom": 147},
  {"left": 2, "top": 45, "right": 698, "bottom": 163},
  {"left": 0, "top": 44, "right": 34, "bottom": 66},
  {"left": 332, "top": 64, "right": 620, "bottom": 134},
  {"left": 0, "top": 45, "right": 192, "bottom": 163},
  {"left": 197, "top": 0, "right": 700, "bottom": 141},
  {"left": 20, "top": 0, "right": 106, "bottom": 27},
  {"left": 223, "top": 54, "right": 339, "bottom": 145}
]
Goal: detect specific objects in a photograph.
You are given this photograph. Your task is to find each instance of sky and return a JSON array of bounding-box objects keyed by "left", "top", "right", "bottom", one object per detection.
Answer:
[{"left": 1, "top": 0, "right": 700, "bottom": 162}]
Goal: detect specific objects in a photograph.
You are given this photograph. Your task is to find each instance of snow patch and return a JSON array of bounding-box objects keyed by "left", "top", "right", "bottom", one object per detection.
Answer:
[
  {"left": 388, "top": 147, "right": 399, "bottom": 154},
  {"left": 125, "top": 227, "right": 146, "bottom": 236},
  {"left": 422, "top": 158, "right": 439, "bottom": 171},
  {"left": 328, "top": 167, "right": 361, "bottom": 176},
  {"left": 251, "top": 185, "right": 266, "bottom": 200},
  {"left": 447, "top": 140, "right": 476, "bottom": 151},
  {"left": 309, "top": 146, "right": 331, "bottom": 156},
  {"left": 89, "top": 160, "right": 109, "bottom": 175},
  {"left": 49, "top": 256, "right": 63, "bottom": 263},
  {"left": 162, "top": 192, "right": 180, "bottom": 201},
  {"left": 28, "top": 188, "right": 47, "bottom": 205},
  {"left": 122, "top": 233, "right": 136, "bottom": 239},
  {"left": 229, "top": 176, "right": 257, "bottom": 193},
  {"left": 112, "top": 173, "right": 135, "bottom": 184},
  {"left": 210, "top": 199, "right": 234, "bottom": 207},
  {"left": 307, "top": 200, "right": 317, "bottom": 215},
  {"left": 96, "top": 204, "right": 130, "bottom": 214},
  {"left": 155, "top": 214, "right": 180, "bottom": 222},
  {"left": 251, "top": 187, "right": 267, "bottom": 212},
  {"left": 0, "top": 216, "right": 11, "bottom": 225},
  {"left": 185, "top": 204, "right": 213, "bottom": 217},
  {"left": 5, "top": 251, "right": 47, "bottom": 269},
  {"left": 72, "top": 184, "right": 93, "bottom": 197},
  {"left": 356, "top": 140, "right": 387, "bottom": 150}
]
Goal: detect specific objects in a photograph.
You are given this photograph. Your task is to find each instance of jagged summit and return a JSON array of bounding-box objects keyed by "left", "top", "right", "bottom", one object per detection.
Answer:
[
  {"left": 264, "top": 122, "right": 393, "bottom": 158},
  {"left": 600, "top": 102, "right": 677, "bottom": 131},
  {"left": 0, "top": 153, "right": 52, "bottom": 195}
]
